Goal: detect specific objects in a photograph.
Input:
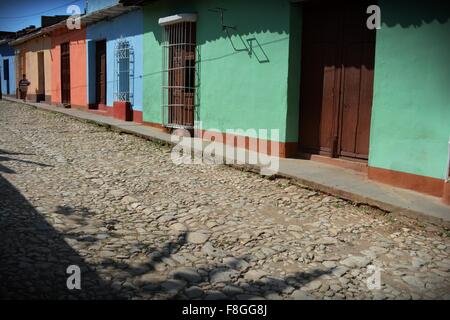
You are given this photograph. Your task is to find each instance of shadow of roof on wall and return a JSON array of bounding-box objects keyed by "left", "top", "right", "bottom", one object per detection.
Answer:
[{"left": 381, "top": 0, "right": 450, "bottom": 28}]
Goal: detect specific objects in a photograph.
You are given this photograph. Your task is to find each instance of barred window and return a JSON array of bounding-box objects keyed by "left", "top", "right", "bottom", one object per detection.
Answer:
[
  {"left": 161, "top": 17, "right": 197, "bottom": 128},
  {"left": 114, "top": 39, "right": 134, "bottom": 103}
]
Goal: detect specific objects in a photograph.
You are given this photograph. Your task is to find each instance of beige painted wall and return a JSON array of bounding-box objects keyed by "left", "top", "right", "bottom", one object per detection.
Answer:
[{"left": 14, "top": 36, "right": 52, "bottom": 101}]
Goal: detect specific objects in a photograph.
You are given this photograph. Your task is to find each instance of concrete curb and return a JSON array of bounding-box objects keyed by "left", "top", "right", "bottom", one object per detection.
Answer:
[{"left": 231, "top": 162, "right": 450, "bottom": 229}]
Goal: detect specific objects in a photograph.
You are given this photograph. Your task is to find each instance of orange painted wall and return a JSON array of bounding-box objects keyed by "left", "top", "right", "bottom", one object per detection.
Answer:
[
  {"left": 14, "top": 36, "right": 52, "bottom": 101},
  {"left": 50, "top": 27, "right": 87, "bottom": 107}
]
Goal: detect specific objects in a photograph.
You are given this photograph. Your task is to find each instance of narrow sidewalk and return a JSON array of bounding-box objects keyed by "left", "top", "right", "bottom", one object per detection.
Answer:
[{"left": 4, "top": 97, "right": 449, "bottom": 226}]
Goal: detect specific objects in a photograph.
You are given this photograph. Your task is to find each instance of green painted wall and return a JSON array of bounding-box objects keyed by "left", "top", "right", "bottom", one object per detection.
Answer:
[
  {"left": 369, "top": 0, "right": 450, "bottom": 179},
  {"left": 143, "top": 0, "right": 301, "bottom": 142}
]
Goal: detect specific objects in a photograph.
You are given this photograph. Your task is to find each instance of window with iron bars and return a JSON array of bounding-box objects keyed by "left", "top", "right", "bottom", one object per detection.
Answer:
[
  {"left": 114, "top": 39, "right": 134, "bottom": 103},
  {"left": 161, "top": 21, "right": 198, "bottom": 129}
]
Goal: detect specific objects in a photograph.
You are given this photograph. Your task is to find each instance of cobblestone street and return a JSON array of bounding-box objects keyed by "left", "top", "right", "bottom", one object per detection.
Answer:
[{"left": 1, "top": 100, "right": 449, "bottom": 300}]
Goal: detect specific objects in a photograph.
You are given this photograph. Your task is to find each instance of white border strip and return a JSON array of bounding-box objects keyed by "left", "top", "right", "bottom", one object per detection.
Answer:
[{"left": 158, "top": 13, "right": 197, "bottom": 26}]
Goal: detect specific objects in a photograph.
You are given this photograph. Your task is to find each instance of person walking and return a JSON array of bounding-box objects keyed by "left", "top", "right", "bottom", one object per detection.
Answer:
[{"left": 18, "top": 74, "right": 30, "bottom": 101}]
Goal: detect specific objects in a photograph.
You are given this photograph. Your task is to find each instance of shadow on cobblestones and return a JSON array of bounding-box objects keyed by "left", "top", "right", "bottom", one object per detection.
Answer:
[
  {"left": 84, "top": 231, "right": 332, "bottom": 299},
  {"left": 0, "top": 149, "right": 53, "bottom": 174},
  {"left": 0, "top": 149, "right": 34, "bottom": 156},
  {"left": 0, "top": 176, "right": 124, "bottom": 299},
  {"left": 97, "top": 232, "right": 188, "bottom": 271},
  {"left": 54, "top": 205, "right": 94, "bottom": 218},
  {"left": 0, "top": 184, "right": 332, "bottom": 299}
]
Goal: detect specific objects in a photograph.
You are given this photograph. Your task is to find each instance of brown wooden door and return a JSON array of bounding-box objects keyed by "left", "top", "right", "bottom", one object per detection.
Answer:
[
  {"left": 60, "top": 42, "right": 70, "bottom": 104},
  {"left": 96, "top": 40, "right": 107, "bottom": 106},
  {"left": 299, "top": 1, "right": 375, "bottom": 160},
  {"left": 168, "top": 22, "right": 196, "bottom": 128}
]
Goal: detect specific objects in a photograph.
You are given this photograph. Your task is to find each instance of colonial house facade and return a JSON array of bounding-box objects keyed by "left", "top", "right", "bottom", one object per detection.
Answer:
[
  {"left": 10, "top": 30, "right": 53, "bottom": 103},
  {"left": 86, "top": 5, "right": 144, "bottom": 121}
]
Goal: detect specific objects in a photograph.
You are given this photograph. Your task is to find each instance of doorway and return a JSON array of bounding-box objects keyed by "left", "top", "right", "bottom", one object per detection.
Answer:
[
  {"left": 3, "top": 59, "right": 9, "bottom": 94},
  {"left": 37, "top": 52, "right": 45, "bottom": 102},
  {"left": 298, "top": 1, "right": 376, "bottom": 160},
  {"left": 95, "top": 40, "right": 107, "bottom": 106},
  {"left": 60, "top": 42, "right": 71, "bottom": 105}
]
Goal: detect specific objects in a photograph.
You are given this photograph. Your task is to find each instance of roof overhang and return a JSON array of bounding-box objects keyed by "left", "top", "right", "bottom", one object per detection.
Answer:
[
  {"left": 10, "top": 28, "right": 45, "bottom": 46},
  {"left": 81, "top": 3, "right": 140, "bottom": 25},
  {"left": 10, "top": 3, "right": 140, "bottom": 46}
]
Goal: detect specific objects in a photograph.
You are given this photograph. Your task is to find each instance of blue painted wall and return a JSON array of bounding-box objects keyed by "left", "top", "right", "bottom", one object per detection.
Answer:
[
  {"left": 86, "top": 9, "right": 143, "bottom": 110},
  {"left": 86, "top": 0, "right": 119, "bottom": 13},
  {"left": 0, "top": 43, "right": 16, "bottom": 96}
]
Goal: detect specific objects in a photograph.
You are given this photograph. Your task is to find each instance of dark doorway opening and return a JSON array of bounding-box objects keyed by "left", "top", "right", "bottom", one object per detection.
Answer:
[
  {"left": 298, "top": 1, "right": 376, "bottom": 160},
  {"left": 3, "top": 59, "right": 9, "bottom": 94},
  {"left": 37, "top": 52, "right": 45, "bottom": 102},
  {"left": 60, "top": 42, "right": 71, "bottom": 105},
  {"left": 95, "top": 40, "right": 107, "bottom": 107}
]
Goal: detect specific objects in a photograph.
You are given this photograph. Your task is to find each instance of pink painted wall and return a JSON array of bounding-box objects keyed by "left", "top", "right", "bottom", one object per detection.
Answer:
[{"left": 50, "top": 27, "right": 87, "bottom": 107}]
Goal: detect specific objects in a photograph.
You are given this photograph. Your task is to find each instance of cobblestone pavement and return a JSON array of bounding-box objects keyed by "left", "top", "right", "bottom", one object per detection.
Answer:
[{"left": 0, "top": 100, "right": 449, "bottom": 300}]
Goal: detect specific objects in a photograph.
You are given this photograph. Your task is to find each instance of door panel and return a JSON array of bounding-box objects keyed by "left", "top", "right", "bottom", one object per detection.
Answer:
[
  {"left": 340, "top": 44, "right": 362, "bottom": 156},
  {"left": 355, "top": 42, "right": 375, "bottom": 157},
  {"left": 339, "top": 3, "right": 375, "bottom": 159},
  {"left": 299, "top": 3, "right": 340, "bottom": 155}
]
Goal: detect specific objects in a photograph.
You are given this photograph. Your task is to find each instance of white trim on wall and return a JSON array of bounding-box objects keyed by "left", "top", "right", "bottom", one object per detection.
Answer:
[{"left": 158, "top": 13, "right": 197, "bottom": 26}]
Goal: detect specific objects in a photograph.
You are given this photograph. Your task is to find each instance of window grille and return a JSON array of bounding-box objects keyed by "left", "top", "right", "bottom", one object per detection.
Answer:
[
  {"left": 161, "top": 21, "right": 197, "bottom": 129},
  {"left": 114, "top": 39, "right": 134, "bottom": 103}
]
